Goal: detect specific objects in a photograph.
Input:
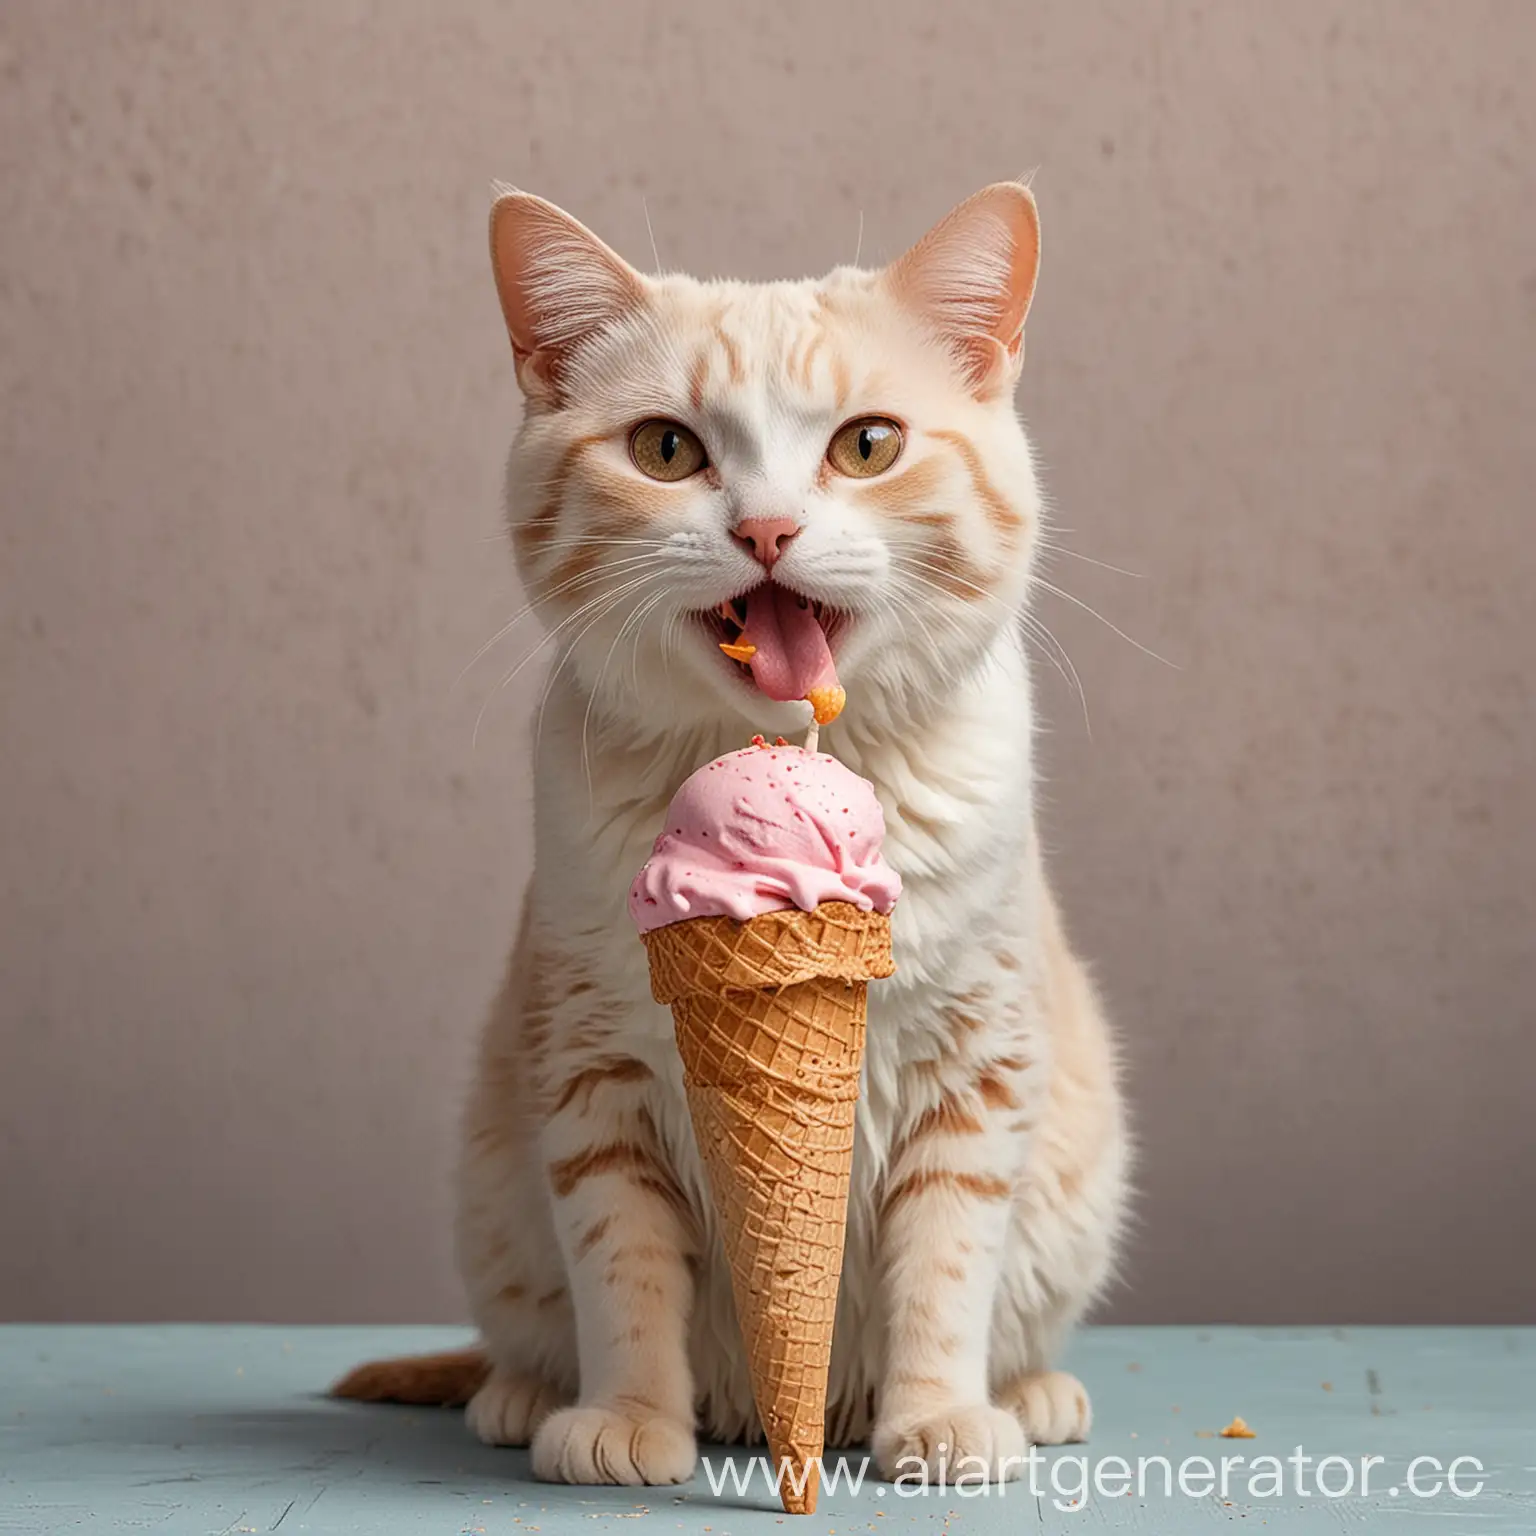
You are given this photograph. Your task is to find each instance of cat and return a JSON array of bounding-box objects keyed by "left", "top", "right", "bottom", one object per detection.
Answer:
[{"left": 332, "top": 181, "right": 1130, "bottom": 1488}]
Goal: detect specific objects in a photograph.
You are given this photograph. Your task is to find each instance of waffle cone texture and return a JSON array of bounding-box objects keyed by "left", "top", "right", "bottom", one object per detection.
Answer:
[{"left": 644, "top": 902, "right": 895, "bottom": 1515}]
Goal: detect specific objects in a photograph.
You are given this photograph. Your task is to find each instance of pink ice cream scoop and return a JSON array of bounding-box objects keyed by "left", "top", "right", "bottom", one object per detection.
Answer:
[{"left": 628, "top": 740, "right": 902, "bottom": 934}]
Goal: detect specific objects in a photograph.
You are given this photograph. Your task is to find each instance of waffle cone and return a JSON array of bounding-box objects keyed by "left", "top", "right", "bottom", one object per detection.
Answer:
[{"left": 644, "top": 902, "right": 894, "bottom": 1515}]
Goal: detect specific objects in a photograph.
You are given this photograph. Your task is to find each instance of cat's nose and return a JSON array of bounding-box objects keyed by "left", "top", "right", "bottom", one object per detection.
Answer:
[{"left": 731, "top": 517, "right": 801, "bottom": 572}]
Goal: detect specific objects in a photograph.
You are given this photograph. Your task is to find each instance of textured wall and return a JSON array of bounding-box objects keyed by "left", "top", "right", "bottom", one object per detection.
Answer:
[{"left": 2, "top": 0, "right": 1532, "bottom": 1324}]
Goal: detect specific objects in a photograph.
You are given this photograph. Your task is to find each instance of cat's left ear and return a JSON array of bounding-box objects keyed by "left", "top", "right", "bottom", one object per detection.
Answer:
[
  {"left": 489, "top": 186, "right": 646, "bottom": 404},
  {"left": 885, "top": 182, "right": 1041, "bottom": 399}
]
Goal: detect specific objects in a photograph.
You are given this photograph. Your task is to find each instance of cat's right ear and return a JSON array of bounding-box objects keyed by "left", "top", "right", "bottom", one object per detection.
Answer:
[{"left": 488, "top": 187, "right": 645, "bottom": 404}]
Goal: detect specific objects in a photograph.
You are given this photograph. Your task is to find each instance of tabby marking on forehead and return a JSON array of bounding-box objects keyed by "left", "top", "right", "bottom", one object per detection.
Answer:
[{"left": 711, "top": 320, "right": 744, "bottom": 385}]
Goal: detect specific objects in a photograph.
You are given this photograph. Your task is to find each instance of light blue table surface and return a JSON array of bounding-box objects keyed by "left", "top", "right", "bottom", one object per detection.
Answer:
[{"left": 1, "top": 1326, "right": 1531, "bottom": 1533}]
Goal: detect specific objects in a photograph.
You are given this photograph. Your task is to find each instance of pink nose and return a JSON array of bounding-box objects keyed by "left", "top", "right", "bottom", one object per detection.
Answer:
[{"left": 731, "top": 516, "right": 801, "bottom": 571}]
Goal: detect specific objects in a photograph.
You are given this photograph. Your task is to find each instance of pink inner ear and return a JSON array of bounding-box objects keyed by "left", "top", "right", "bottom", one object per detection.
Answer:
[
  {"left": 885, "top": 183, "right": 1041, "bottom": 391},
  {"left": 488, "top": 192, "right": 644, "bottom": 387},
  {"left": 991, "top": 189, "right": 1041, "bottom": 347}
]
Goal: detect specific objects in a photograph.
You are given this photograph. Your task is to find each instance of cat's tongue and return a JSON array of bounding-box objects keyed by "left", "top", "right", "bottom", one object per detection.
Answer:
[{"left": 745, "top": 584, "right": 838, "bottom": 703}]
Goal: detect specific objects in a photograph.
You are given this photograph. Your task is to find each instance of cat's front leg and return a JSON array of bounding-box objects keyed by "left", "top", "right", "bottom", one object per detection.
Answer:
[
  {"left": 530, "top": 1045, "right": 699, "bottom": 1486},
  {"left": 872, "top": 1045, "right": 1033, "bottom": 1485}
]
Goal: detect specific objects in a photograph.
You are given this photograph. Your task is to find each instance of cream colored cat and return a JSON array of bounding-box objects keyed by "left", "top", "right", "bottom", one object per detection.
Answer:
[{"left": 334, "top": 182, "right": 1129, "bottom": 1488}]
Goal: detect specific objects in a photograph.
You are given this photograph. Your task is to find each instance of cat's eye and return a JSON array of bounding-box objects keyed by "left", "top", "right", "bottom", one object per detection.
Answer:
[
  {"left": 826, "top": 417, "right": 903, "bottom": 478},
  {"left": 630, "top": 419, "right": 708, "bottom": 482}
]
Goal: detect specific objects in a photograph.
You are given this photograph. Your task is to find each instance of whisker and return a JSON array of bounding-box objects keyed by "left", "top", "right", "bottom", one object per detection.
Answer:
[
  {"left": 889, "top": 562, "right": 1090, "bottom": 729},
  {"left": 471, "top": 571, "right": 663, "bottom": 748},
  {"left": 533, "top": 573, "right": 667, "bottom": 760},
  {"left": 1037, "top": 540, "right": 1147, "bottom": 580},
  {"left": 1019, "top": 610, "right": 1091, "bottom": 734},
  {"left": 876, "top": 577, "right": 992, "bottom": 707},
  {"left": 532, "top": 535, "right": 674, "bottom": 551},
  {"left": 527, "top": 591, "right": 644, "bottom": 762},
  {"left": 660, "top": 606, "right": 684, "bottom": 686},
  {"left": 882, "top": 573, "right": 972, "bottom": 656},
  {"left": 890, "top": 549, "right": 1018, "bottom": 612},
  {"left": 865, "top": 587, "right": 960, "bottom": 710},
  {"left": 455, "top": 552, "right": 672, "bottom": 688},
  {"left": 885, "top": 555, "right": 1028, "bottom": 675},
  {"left": 629, "top": 590, "right": 673, "bottom": 697},
  {"left": 1029, "top": 576, "right": 1178, "bottom": 669},
  {"left": 642, "top": 195, "right": 663, "bottom": 275},
  {"left": 583, "top": 584, "right": 671, "bottom": 799}
]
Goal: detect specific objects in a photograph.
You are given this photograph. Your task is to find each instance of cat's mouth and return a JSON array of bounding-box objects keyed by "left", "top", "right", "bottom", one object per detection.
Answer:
[{"left": 695, "top": 583, "right": 849, "bottom": 698}]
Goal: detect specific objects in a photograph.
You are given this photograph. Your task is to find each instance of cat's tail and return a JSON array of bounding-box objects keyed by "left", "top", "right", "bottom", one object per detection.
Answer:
[{"left": 329, "top": 1345, "right": 489, "bottom": 1406}]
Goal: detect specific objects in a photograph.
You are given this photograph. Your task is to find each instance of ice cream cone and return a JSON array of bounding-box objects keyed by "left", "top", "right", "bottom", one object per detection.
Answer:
[
  {"left": 644, "top": 902, "right": 894, "bottom": 1515},
  {"left": 629, "top": 740, "right": 901, "bottom": 1510}
]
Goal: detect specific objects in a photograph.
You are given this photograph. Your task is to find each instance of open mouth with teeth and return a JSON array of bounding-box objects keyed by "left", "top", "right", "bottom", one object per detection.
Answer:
[{"left": 696, "top": 582, "right": 848, "bottom": 715}]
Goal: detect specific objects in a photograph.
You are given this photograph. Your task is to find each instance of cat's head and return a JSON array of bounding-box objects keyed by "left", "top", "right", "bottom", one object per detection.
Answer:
[{"left": 490, "top": 183, "right": 1044, "bottom": 738}]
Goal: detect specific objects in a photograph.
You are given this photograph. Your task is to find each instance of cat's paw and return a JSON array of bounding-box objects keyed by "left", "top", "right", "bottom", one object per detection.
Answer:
[
  {"left": 874, "top": 1403, "right": 1027, "bottom": 1484},
  {"left": 467, "top": 1370, "right": 565, "bottom": 1446},
  {"left": 531, "top": 1403, "right": 696, "bottom": 1485},
  {"left": 997, "top": 1369, "right": 1092, "bottom": 1444}
]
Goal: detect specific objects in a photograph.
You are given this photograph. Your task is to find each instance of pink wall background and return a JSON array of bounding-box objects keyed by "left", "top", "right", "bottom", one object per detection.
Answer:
[{"left": 2, "top": 0, "right": 1532, "bottom": 1322}]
